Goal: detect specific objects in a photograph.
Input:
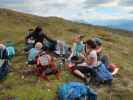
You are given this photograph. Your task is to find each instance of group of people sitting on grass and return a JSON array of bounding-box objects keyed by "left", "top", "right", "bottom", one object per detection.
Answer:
[
  {"left": 25, "top": 26, "right": 119, "bottom": 85},
  {"left": 0, "top": 26, "right": 119, "bottom": 85}
]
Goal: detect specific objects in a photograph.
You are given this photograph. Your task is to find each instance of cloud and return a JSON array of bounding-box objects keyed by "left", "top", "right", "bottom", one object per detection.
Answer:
[
  {"left": 0, "top": 0, "right": 133, "bottom": 20},
  {"left": 0, "top": 0, "right": 25, "bottom": 4},
  {"left": 119, "top": 0, "right": 133, "bottom": 6},
  {"left": 83, "top": 0, "right": 113, "bottom": 8}
]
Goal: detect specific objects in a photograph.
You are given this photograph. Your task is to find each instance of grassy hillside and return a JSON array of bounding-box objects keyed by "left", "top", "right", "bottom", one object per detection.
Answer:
[{"left": 0, "top": 8, "right": 133, "bottom": 100}]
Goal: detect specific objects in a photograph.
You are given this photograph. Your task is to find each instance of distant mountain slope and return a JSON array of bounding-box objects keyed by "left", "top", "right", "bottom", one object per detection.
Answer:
[
  {"left": 81, "top": 19, "right": 133, "bottom": 32},
  {"left": 0, "top": 8, "right": 133, "bottom": 42}
]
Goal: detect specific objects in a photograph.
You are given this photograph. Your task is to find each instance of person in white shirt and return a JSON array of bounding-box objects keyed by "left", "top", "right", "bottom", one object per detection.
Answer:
[{"left": 68, "top": 39, "right": 98, "bottom": 83}]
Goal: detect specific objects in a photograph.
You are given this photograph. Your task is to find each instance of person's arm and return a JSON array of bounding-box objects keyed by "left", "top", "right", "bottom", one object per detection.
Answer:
[
  {"left": 43, "top": 33, "right": 57, "bottom": 44},
  {"left": 26, "top": 33, "right": 32, "bottom": 40},
  {"left": 25, "top": 33, "right": 33, "bottom": 44},
  {"left": 83, "top": 56, "right": 94, "bottom": 65},
  {"left": 96, "top": 47, "right": 102, "bottom": 54},
  {"left": 112, "top": 67, "right": 119, "bottom": 75},
  {"left": 68, "top": 44, "right": 75, "bottom": 60},
  {"left": 81, "top": 51, "right": 96, "bottom": 65}
]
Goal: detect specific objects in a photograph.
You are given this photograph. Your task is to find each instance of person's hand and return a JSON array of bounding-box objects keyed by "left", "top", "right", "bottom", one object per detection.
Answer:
[
  {"left": 68, "top": 63, "right": 75, "bottom": 68},
  {"left": 68, "top": 57, "right": 71, "bottom": 61},
  {"left": 80, "top": 54, "right": 86, "bottom": 59}
]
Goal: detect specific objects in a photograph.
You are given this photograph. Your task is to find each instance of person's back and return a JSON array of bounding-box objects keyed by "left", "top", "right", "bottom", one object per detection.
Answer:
[
  {"left": 87, "top": 50, "right": 97, "bottom": 68},
  {"left": 74, "top": 41, "right": 84, "bottom": 57},
  {"left": 6, "top": 46, "right": 16, "bottom": 61},
  {"left": 28, "top": 48, "right": 38, "bottom": 63}
]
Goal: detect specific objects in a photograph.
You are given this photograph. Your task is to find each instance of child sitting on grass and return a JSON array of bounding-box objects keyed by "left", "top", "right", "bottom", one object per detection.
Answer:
[
  {"left": 35, "top": 51, "right": 60, "bottom": 81},
  {"left": 28, "top": 42, "right": 43, "bottom": 65}
]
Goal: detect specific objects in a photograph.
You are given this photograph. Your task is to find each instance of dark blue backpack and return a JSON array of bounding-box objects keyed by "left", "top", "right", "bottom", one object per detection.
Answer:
[
  {"left": 0, "top": 48, "right": 8, "bottom": 59},
  {"left": 58, "top": 82, "right": 97, "bottom": 100},
  {"left": 95, "top": 63, "right": 113, "bottom": 82},
  {"left": 0, "top": 60, "right": 9, "bottom": 80}
]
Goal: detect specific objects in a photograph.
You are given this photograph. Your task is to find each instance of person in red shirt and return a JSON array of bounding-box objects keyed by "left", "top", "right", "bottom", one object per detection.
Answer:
[{"left": 35, "top": 51, "right": 60, "bottom": 81}]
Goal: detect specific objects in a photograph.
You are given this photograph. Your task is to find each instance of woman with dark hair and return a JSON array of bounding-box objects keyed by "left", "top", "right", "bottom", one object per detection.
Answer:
[
  {"left": 25, "top": 26, "right": 57, "bottom": 51},
  {"left": 92, "top": 37, "right": 119, "bottom": 76},
  {"left": 68, "top": 39, "right": 98, "bottom": 83},
  {"left": 26, "top": 26, "right": 44, "bottom": 44},
  {"left": 91, "top": 37, "right": 109, "bottom": 67}
]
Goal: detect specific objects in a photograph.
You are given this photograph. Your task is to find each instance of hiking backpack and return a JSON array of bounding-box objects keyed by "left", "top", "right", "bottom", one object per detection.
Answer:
[
  {"left": 95, "top": 63, "right": 113, "bottom": 82},
  {"left": 28, "top": 48, "right": 41, "bottom": 62},
  {"left": 0, "top": 48, "right": 8, "bottom": 59},
  {"left": 6, "top": 46, "right": 16, "bottom": 60},
  {"left": 58, "top": 82, "right": 97, "bottom": 100},
  {"left": 0, "top": 60, "right": 9, "bottom": 80},
  {"left": 55, "top": 40, "right": 69, "bottom": 56},
  {"left": 43, "top": 39, "right": 56, "bottom": 51}
]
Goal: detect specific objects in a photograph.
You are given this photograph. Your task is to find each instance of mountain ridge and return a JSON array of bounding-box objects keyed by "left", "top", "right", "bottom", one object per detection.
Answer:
[{"left": 80, "top": 19, "right": 133, "bottom": 32}]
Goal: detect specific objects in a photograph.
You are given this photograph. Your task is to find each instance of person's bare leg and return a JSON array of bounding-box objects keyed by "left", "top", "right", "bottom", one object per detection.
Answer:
[
  {"left": 73, "top": 69, "right": 90, "bottom": 84},
  {"left": 73, "top": 70, "right": 85, "bottom": 79}
]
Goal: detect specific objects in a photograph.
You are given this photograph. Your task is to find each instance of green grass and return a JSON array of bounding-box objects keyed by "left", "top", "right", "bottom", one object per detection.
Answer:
[{"left": 0, "top": 8, "right": 133, "bottom": 100}]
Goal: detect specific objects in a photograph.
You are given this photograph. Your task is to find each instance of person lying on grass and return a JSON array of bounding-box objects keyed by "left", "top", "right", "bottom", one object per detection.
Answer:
[{"left": 68, "top": 39, "right": 98, "bottom": 83}]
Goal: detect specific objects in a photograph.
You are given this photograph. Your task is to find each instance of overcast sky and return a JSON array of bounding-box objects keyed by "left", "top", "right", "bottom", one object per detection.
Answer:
[{"left": 0, "top": 0, "right": 133, "bottom": 21}]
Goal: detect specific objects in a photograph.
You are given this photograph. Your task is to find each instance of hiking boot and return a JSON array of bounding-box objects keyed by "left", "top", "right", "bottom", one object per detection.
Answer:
[{"left": 56, "top": 73, "right": 61, "bottom": 80}]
